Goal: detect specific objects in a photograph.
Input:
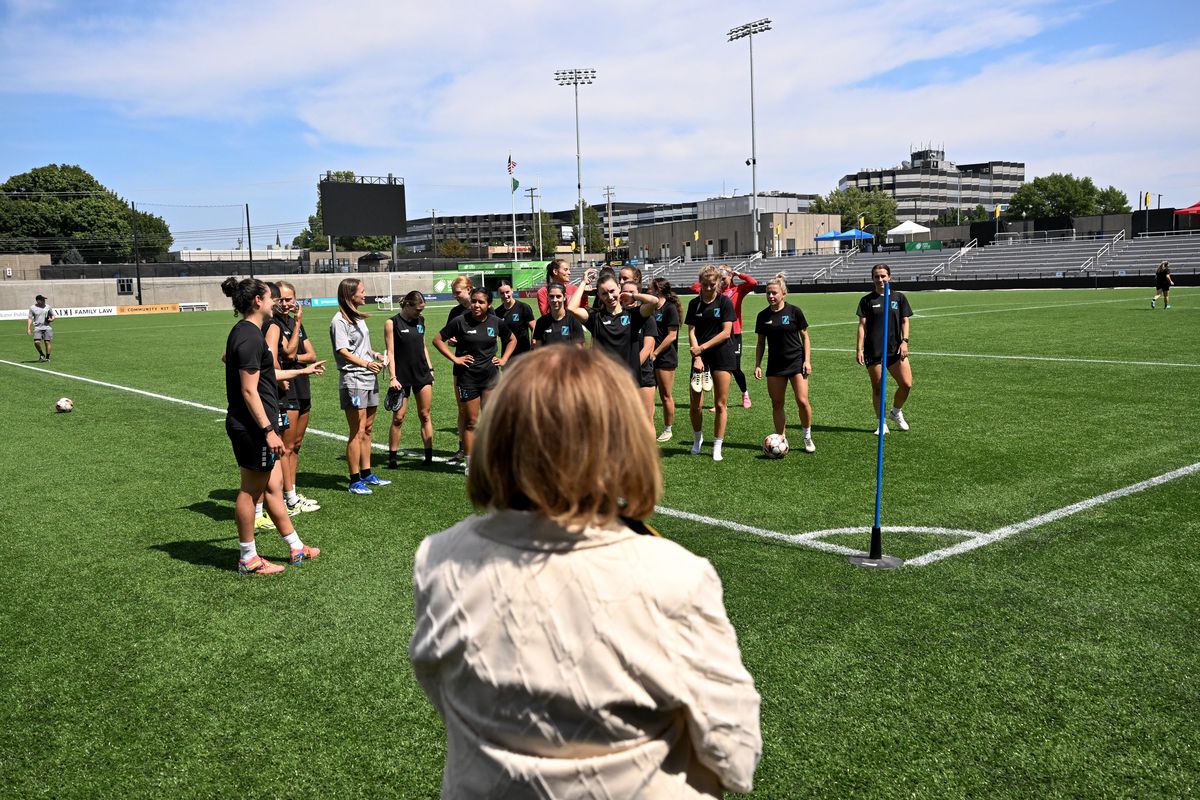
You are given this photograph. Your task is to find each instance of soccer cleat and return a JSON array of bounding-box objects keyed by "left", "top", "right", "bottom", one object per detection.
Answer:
[
  {"left": 254, "top": 512, "right": 276, "bottom": 531},
  {"left": 657, "top": 429, "right": 673, "bottom": 442},
  {"left": 742, "top": 392, "right": 752, "bottom": 409},
  {"left": 361, "top": 473, "right": 391, "bottom": 486},
  {"left": 38, "top": 354, "right": 47, "bottom": 362},
  {"left": 702, "top": 370, "right": 714, "bottom": 392},
  {"left": 289, "top": 544, "right": 321, "bottom": 566},
  {"left": 1151, "top": 299, "right": 1156, "bottom": 309},
  {"left": 239, "top": 555, "right": 285, "bottom": 576},
  {"left": 287, "top": 495, "right": 320, "bottom": 513},
  {"left": 348, "top": 480, "right": 373, "bottom": 495},
  {"left": 1165, "top": 304, "right": 1170, "bottom": 310},
  {"left": 386, "top": 459, "right": 399, "bottom": 470},
  {"left": 446, "top": 450, "right": 465, "bottom": 465},
  {"left": 803, "top": 436, "right": 816, "bottom": 453},
  {"left": 713, "top": 447, "right": 723, "bottom": 462},
  {"left": 873, "top": 422, "right": 890, "bottom": 436},
  {"left": 888, "top": 408, "right": 910, "bottom": 431},
  {"left": 690, "top": 439, "right": 703, "bottom": 456},
  {"left": 690, "top": 370, "right": 703, "bottom": 392}
]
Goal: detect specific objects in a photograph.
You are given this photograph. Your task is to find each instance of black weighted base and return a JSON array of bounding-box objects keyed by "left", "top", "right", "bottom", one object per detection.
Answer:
[{"left": 848, "top": 553, "right": 904, "bottom": 570}]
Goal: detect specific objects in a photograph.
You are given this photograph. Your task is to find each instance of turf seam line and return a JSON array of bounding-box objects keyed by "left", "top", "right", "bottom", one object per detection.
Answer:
[{"left": 809, "top": 348, "right": 1200, "bottom": 369}]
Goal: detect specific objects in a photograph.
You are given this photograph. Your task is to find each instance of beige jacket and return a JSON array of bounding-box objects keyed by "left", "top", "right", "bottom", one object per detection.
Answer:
[{"left": 410, "top": 510, "right": 762, "bottom": 798}]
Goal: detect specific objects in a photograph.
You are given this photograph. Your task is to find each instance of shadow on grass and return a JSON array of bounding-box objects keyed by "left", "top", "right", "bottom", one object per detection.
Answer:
[
  {"left": 183, "top": 500, "right": 235, "bottom": 522},
  {"left": 149, "top": 536, "right": 238, "bottom": 571},
  {"left": 296, "top": 471, "right": 357, "bottom": 491},
  {"left": 807, "top": 423, "right": 872, "bottom": 434},
  {"left": 383, "top": 458, "right": 465, "bottom": 476}
]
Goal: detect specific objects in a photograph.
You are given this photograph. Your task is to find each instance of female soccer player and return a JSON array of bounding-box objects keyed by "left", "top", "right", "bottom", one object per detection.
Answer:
[
  {"left": 622, "top": 279, "right": 659, "bottom": 418},
  {"left": 691, "top": 266, "right": 757, "bottom": 409},
  {"left": 433, "top": 288, "right": 517, "bottom": 475},
  {"left": 410, "top": 346, "right": 761, "bottom": 798},
  {"left": 856, "top": 263, "right": 914, "bottom": 434},
  {"left": 220, "top": 277, "right": 323, "bottom": 575},
  {"left": 536, "top": 258, "right": 585, "bottom": 315},
  {"left": 753, "top": 273, "right": 815, "bottom": 453},
  {"left": 532, "top": 283, "right": 585, "bottom": 348},
  {"left": 385, "top": 290, "right": 436, "bottom": 467},
  {"left": 446, "top": 275, "right": 474, "bottom": 464},
  {"left": 565, "top": 272, "right": 656, "bottom": 390},
  {"left": 685, "top": 265, "right": 736, "bottom": 460},
  {"left": 265, "top": 282, "right": 321, "bottom": 516},
  {"left": 496, "top": 281, "right": 536, "bottom": 358},
  {"left": 330, "top": 278, "right": 391, "bottom": 494},
  {"left": 648, "top": 278, "right": 681, "bottom": 442},
  {"left": 1152, "top": 260, "right": 1173, "bottom": 309}
]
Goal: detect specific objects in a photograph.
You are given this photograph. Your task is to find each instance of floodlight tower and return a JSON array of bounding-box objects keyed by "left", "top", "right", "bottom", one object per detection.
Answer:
[
  {"left": 555, "top": 68, "right": 596, "bottom": 260},
  {"left": 728, "top": 18, "right": 771, "bottom": 255}
]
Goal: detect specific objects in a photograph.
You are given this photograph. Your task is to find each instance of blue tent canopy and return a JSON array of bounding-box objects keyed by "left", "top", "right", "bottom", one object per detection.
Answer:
[
  {"left": 814, "top": 230, "right": 841, "bottom": 241},
  {"left": 838, "top": 228, "right": 875, "bottom": 240}
]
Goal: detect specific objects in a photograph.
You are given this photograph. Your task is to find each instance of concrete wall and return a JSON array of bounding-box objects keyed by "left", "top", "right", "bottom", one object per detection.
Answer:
[
  {"left": 629, "top": 213, "right": 840, "bottom": 260},
  {"left": 0, "top": 273, "right": 435, "bottom": 311},
  {"left": 0, "top": 253, "right": 53, "bottom": 281}
]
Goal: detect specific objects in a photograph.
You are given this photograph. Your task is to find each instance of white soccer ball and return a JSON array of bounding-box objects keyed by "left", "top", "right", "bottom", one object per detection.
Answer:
[
  {"left": 762, "top": 433, "right": 788, "bottom": 459},
  {"left": 55, "top": 397, "right": 74, "bottom": 413}
]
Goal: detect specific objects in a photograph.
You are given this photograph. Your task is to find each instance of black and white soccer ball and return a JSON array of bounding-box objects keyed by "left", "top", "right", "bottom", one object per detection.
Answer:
[{"left": 55, "top": 397, "right": 74, "bottom": 413}]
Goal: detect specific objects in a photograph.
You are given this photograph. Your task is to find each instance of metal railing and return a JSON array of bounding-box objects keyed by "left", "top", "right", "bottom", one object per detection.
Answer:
[
  {"left": 932, "top": 238, "right": 978, "bottom": 275},
  {"left": 1092, "top": 229, "right": 1126, "bottom": 267},
  {"left": 1078, "top": 257, "right": 1094, "bottom": 273}
]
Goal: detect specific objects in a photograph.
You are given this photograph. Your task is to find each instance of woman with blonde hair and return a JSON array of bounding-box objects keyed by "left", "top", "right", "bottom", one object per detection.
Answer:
[
  {"left": 753, "top": 273, "right": 816, "bottom": 453},
  {"left": 446, "top": 275, "right": 474, "bottom": 464},
  {"left": 1152, "top": 260, "right": 1173, "bottom": 309},
  {"left": 330, "top": 277, "right": 391, "bottom": 494},
  {"left": 410, "top": 346, "right": 761, "bottom": 798},
  {"left": 685, "top": 265, "right": 736, "bottom": 461}
]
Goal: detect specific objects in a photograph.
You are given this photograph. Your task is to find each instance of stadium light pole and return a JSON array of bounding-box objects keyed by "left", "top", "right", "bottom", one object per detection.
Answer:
[
  {"left": 555, "top": 68, "right": 596, "bottom": 263},
  {"left": 728, "top": 18, "right": 771, "bottom": 255}
]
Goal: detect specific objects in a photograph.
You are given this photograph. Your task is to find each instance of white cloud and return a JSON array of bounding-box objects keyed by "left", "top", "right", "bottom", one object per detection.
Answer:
[{"left": 2, "top": 0, "right": 1198, "bottom": 214}]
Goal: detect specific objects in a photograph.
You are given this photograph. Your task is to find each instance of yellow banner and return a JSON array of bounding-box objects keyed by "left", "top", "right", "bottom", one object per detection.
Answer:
[{"left": 117, "top": 303, "right": 180, "bottom": 315}]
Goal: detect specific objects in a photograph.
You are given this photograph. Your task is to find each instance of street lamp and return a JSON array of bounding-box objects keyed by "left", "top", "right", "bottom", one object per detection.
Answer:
[
  {"left": 728, "top": 18, "right": 771, "bottom": 255},
  {"left": 555, "top": 68, "right": 596, "bottom": 262}
]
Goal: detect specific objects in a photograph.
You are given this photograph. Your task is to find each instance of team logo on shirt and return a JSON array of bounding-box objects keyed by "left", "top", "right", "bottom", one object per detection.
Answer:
[
  {"left": 891, "top": 300, "right": 899, "bottom": 310},
  {"left": 782, "top": 315, "right": 790, "bottom": 325},
  {"left": 417, "top": 324, "right": 424, "bottom": 334},
  {"left": 713, "top": 308, "right": 721, "bottom": 318},
  {"left": 511, "top": 313, "right": 519, "bottom": 322},
  {"left": 620, "top": 315, "right": 629, "bottom": 327},
  {"left": 655, "top": 311, "right": 663, "bottom": 321},
  {"left": 487, "top": 327, "right": 495, "bottom": 337},
  {"left": 560, "top": 325, "right": 569, "bottom": 336}
]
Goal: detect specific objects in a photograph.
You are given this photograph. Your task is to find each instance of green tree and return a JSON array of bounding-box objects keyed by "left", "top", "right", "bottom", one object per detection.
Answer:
[
  {"left": 436, "top": 238, "right": 469, "bottom": 258},
  {"left": 1005, "top": 173, "right": 1107, "bottom": 218},
  {"left": 531, "top": 211, "right": 559, "bottom": 259},
  {"left": 293, "top": 170, "right": 395, "bottom": 252},
  {"left": 0, "top": 164, "right": 172, "bottom": 263},
  {"left": 809, "top": 187, "right": 898, "bottom": 235},
  {"left": 573, "top": 201, "right": 605, "bottom": 254},
  {"left": 1096, "top": 186, "right": 1131, "bottom": 214},
  {"left": 932, "top": 204, "right": 991, "bottom": 226}
]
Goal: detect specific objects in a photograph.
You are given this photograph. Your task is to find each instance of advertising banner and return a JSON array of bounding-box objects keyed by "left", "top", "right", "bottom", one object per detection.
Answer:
[
  {"left": 904, "top": 240, "right": 943, "bottom": 252},
  {"left": 116, "top": 303, "right": 180, "bottom": 315},
  {"left": 0, "top": 306, "right": 117, "bottom": 321},
  {"left": 308, "top": 297, "right": 338, "bottom": 307}
]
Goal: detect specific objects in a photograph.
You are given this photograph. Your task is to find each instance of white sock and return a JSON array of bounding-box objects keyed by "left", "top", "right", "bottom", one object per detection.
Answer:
[
  {"left": 693, "top": 432, "right": 703, "bottom": 445},
  {"left": 254, "top": 502, "right": 263, "bottom": 516},
  {"left": 803, "top": 427, "right": 811, "bottom": 439},
  {"left": 282, "top": 532, "right": 303, "bottom": 550},
  {"left": 239, "top": 541, "right": 257, "bottom": 561},
  {"left": 284, "top": 488, "right": 299, "bottom": 504},
  {"left": 663, "top": 425, "right": 672, "bottom": 434},
  {"left": 713, "top": 438, "right": 724, "bottom": 460}
]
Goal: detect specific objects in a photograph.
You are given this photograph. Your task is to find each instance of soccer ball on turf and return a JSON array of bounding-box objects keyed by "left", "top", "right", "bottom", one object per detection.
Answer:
[
  {"left": 55, "top": 397, "right": 74, "bottom": 413},
  {"left": 762, "top": 433, "right": 789, "bottom": 459}
]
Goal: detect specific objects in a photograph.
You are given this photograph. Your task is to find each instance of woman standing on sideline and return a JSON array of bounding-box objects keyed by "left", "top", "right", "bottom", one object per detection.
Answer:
[
  {"left": 384, "top": 290, "right": 436, "bottom": 467},
  {"left": 433, "top": 288, "right": 517, "bottom": 475},
  {"left": 685, "top": 265, "right": 735, "bottom": 461},
  {"left": 221, "top": 277, "right": 323, "bottom": 575},
  {"left": 1152, "top": 260, "right": 1173, "bottom": 309},
  {"left": 753, "top": 273, "right": 815, "bottom": 453},
  {"left": 410, "top": 346, "right": 761, "bottom": 798},
  {"left": 532, "top": 282, "right": 586, "bottom": 348},
  {"left": 648, "top": 277, "right": 681, "bottom": 442},
  {"left": 330, "top": 278, "right": 392, "bottom": 494},
  {"left": 856, "top": 264, "right": 913, "bottom": 434}
]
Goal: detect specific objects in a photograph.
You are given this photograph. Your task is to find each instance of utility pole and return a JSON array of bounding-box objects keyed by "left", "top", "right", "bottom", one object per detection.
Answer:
[
  {"left": 728, "top": 18, "right": 772, "bottom": 254},
  {"left": 524, "top": 186, "right": 542, "bottom": 259},
  {"left": 555, "top": 68, "right": 597, "bottom": 265},
  {"left": 603, "top": 185, "right": 615, "bottom": 257},
  {"left": 429, "top": 209, "right": 437, "bottom": 255},
  {"left": 130, "top": 201, "right": 143, "bottom": 304},
  {"left": 245, "top": 203, "right": 254, "bottom": 279}
]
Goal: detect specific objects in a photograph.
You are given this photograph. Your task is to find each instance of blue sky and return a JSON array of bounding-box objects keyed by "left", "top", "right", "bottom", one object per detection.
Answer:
[{"left": 2, "top": 0, "right": 1197, "bottom": 248}]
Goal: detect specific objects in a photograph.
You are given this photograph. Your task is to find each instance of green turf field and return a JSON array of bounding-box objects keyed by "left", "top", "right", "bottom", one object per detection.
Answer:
[{"left": 1, "top": 286, "right": 1197, "bottom": 798}]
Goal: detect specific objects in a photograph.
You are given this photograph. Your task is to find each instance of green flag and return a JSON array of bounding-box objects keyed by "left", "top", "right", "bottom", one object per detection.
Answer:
[{"left": 511, "top": 178, "right": 519, "bottom": 193}]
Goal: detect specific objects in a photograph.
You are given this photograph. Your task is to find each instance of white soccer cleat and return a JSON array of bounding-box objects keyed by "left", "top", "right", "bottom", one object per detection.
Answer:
[
  {"left": 873, "top": 422, "right": 890, "bottom": 436},
  {"left": 657, "top": 429, "right": 673, "bottom": 442},
  {"left": 702, "top": 370, "right": 714, "bottom": 392},
  {"left": 888, "top": 408, "right": 910, "bottom": 431},
  {"left": 803, "top": 436, "right": 816, "bottom": 453},
  {"left": 690, "top": 370, "right": 703, "bottom": 392}
]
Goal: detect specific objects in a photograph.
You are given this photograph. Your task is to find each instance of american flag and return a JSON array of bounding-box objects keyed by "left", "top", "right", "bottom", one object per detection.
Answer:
[{"left": 507, "top": 155, "right": 517, "bottom": 175}]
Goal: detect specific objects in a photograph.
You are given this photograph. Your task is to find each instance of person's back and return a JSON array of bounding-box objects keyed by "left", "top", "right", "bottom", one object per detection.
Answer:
[{"left": 409, "top": 347, "right": 761, "bottom": 798}]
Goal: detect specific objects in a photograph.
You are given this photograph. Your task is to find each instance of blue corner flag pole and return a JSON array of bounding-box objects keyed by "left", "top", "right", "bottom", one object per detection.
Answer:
[{"left": 869, "top": 281, "right": 891, "bottom": 560}]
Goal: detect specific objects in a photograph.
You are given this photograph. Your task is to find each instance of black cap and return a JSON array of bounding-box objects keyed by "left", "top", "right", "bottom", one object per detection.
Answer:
[{"left": 35, "top": 294, "right": 46, "bottom": 301}]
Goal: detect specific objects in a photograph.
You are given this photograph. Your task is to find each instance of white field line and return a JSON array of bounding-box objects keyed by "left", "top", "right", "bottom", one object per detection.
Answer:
[
  {"left": 808, "top": 347, "right": 1200, "bottom": 369},
  {"left": 805, "top": 296, "right": 1142, "bottom": 329},
  {"left": 0, "top": 359, "right": 449, "bottom": 461},
  {"left": 8, "top": 358, "right": 1197, "bottom": 567}
]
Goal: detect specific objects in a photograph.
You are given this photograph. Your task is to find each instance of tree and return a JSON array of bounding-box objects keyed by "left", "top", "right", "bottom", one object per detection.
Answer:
[
  {"left": 1096, "top": 186, "right": 1131, "bottom": 214},
  {"left": 932, "top": 204, "right": 991, "bottom": 226},
  {"left": 573, "top": 201, "right": 605, "bottom": 255},
  {"left": 292, "top": 170, "right": 395, "bottom": 252},
  {"left": 1004, "top": 173, "right": 1115, "bottom": 219},
  {"left": 0, "top": 164, "right": 172, "bottom": 263},
  {"left": 436, "top": 238, "right": 469, "bottom": 258},
  {"left": 531, "top": 211, "right": 559, "bottom": 259},
  {"left": 809, "top": 187, "right": 898, "bottom": 235}
]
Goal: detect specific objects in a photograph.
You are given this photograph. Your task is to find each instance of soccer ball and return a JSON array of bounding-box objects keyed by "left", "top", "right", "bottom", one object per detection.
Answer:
[
  {"left": 55, "top": 397, "right": 74, "bottom": 413},
  {"left": 762, "top": 433, "right": 789, "bottom": 459}
]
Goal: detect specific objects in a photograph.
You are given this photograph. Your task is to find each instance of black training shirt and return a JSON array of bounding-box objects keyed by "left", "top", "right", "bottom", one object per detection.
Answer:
[
  {"left": 500, "top": 301, "right": 536, "bottom": 354},
  {"left": 685, "top": 294, "right": 735, "bottom": 347},
  {"left": 439, "top": 312, "right": 512, "bottom": 382},
  {"left": 390, "top": 313, "right": 433, "bottom": 387},
  {"left": 856, "top": 289, "right": 913, "bottom": 360},
  {"left": 225, "top": 319, "right": 278, "bottom": 431},
  {"left": 534, "top": 313, "right": 585, "bottom": 347},
  {"left": 755, "top": 303, "right": 808, "bottom": 376}
]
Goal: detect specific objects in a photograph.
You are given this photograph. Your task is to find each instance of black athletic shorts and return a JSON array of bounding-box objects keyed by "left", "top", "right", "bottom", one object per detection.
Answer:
[
  {"left": 700, "top": 345, "right": 737, "bottom": 373},
  {"left": 865, "top": 353, "right": 904, "bottom": 368},
  {"left": 731, "top": 333, "right": 743, "bottom": 362},
  {"left": 654, "top": 349, "right": 678, "bottom": 372},
  {"left": 297, "top": 397, "right": 312, "bottom": 414},
  {"left": 638, "top": 359, "right": 656, "bottom": 389},
  {"left": 457, "top": 371, "right": 499, "bottom": 402},
  {"left": 226, "top": 419, "right": 277, "bottom": 473}
]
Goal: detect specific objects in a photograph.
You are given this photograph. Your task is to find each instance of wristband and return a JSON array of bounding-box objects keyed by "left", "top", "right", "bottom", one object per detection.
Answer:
[{"left": 262, "top": 423, "right": 273, "bottom": 433}]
